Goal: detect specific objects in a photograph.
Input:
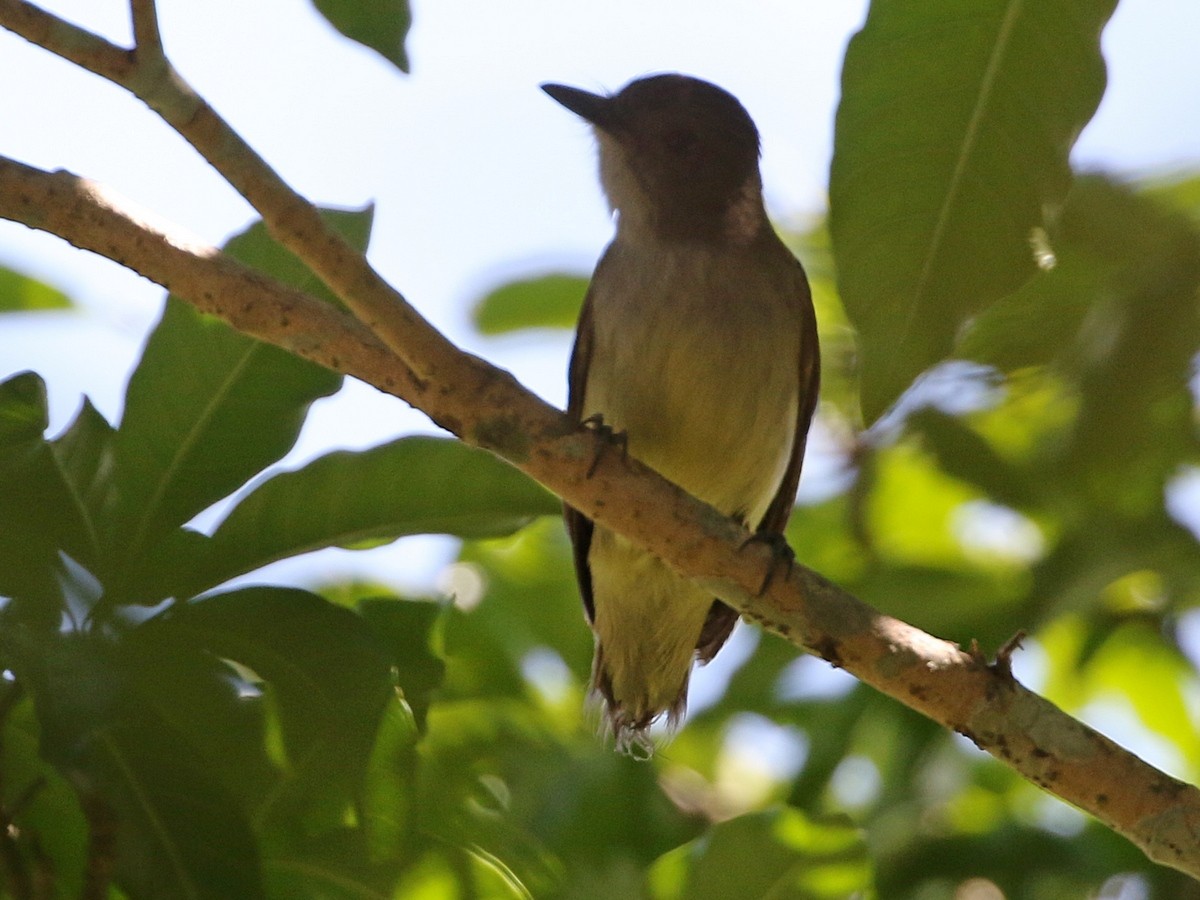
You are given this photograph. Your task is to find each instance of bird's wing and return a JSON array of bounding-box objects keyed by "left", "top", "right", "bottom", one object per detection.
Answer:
[
  {"left": 758, "top": 258, "right": 821, "bottom": 536},
  {"left": 564, "top": 268, "right": 600, "bottom": 624}
]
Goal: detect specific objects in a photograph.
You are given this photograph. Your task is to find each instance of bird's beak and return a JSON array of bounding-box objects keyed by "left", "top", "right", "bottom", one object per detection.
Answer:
[{"left": 541, "top": 83, "right": 618, "bottom": 130}]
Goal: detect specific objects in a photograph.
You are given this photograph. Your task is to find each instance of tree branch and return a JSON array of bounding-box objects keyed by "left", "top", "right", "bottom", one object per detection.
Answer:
[
  {"left": 2, "top": 2, "right": 1199, "bottom": 879},
  {"left": 128, "top": 0, "right": 162, "bottom": 59}
]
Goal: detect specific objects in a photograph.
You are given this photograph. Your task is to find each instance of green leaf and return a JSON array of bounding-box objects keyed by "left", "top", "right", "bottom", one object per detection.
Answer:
[
  {"left": 4, "top": 631, "right": 264, "bottom": 900},
  {"left": 191, "top": 437, "right": 558, "bottom": 594},
  {"left": 311, "top": 0, "right": 412, "bottom": 72},
  {"left": 223, "top": 206, "right": 375, "bottom": 310},
  {"left": 0, "top": 370, "right": 48, "bottom": 444},
  {"left": 111, "top": 209, "right": 371, "bottom": 572},
  {"left": 909, "top": 408, "right": 1038, "bottom": 511},
  {"left": 446, "top": 519, "right": 592, "bottom": 700},
  {"left": 360, "top": 692, "right": 421, "bottom": 861},
  {"left": 50, "top": 398, "right": 115, "bottom": 560},
  {"left": 1085, "top": 623, "right": 1200, "bottom": 763},
  {"left": 1049, "top": 179, "right": 1200, "bottom": 487},
  {"left": 653, "top": 806, "right": 871, "bottom": 900},
  {"left": 472, "top": 273, "right": 588, "bottom": 335},
  {"left": 1140, "top": 170, "right": 1200, "bottom": 225},
  {"left": 525, "top": 751, "right": 703, "bottom": 873},
  {"left": 0, "top": 372, "right": 93, "bottom": 616},
  {"left": 118, "top": 621, "right": 279, "bottom": 811},
  {"left": 264, "top": 845, "right": 401, "bottom": 900},
  {"left": 0, "top": 693, "right": 89, "bottom": 899},
  {"left": 87, "top": 727, "right": 264, "bottom": 900},
  {"left": 866, "top": 439, "right": 979, "bottom": 569},
  {"left": 146, "top": 587, "right": 395, "bottom": 824},
  {"left": 829, "top": 0, "right": 1117, "bottom": 422},
  {"left": 0, "top": 265, "right": 72, "bottom": 312},
  {"left": 360, "top": 597, "right": 446, "bottom": 730}
]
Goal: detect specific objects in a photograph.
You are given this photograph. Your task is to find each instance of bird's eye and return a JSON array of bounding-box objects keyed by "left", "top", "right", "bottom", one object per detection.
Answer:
[{"left": 663, "top": 128, "right": 698, "bottom": 157}]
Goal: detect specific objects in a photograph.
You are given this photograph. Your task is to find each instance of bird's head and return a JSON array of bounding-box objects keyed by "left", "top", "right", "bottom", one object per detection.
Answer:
[{"left": 542, "top": 74, "right": 765, "bottom": 242}]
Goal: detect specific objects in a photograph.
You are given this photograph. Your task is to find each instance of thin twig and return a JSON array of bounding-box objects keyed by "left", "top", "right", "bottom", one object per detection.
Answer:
[
  {"left": 128, "top": 0, "right": 162, "bottom": 58},
  {"left": 0, "top": 1, "right": 133, "bottom": 82}
]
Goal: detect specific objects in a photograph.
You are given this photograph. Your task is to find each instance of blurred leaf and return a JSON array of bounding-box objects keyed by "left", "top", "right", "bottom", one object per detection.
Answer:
[
  {"left": 855, "top": 563, "right": 1023, "bottom": 649},
  {"left": 0, "top": 265, "right": 72, "bottom": 312},
  {"left": 50, "top": 398, "right": 115, "bottom": 542},
  {"left": 415, "top": 698, "right": 571, "bottom": 895},
  {"left": 446, "top": 519, "right": 592, "bottom": 701},
  {"left": 311, "top": 0, "right": 411, "bottom": 72},
  {"left": 192, "top": 437, "right": 558, "bottom": 594},
  {"left": 118, "top": 620, "right": 279, "bottom": 809},
  {"left": 146, "top": 587, "right": 394, "bottom": 825},
  {"left": 829, "top": 0, "right": 1116, "bottom": 421},
  {"left": 786, "top": 494, "right": 869, "bottom": 585},
  {"left": 472, "top": 273, "right": 588, "bottom": 335},
  {"left": 909, "top": 407, "right": 1038, "bottom": 511},
  {"left": 388, "top": 849, "right": 533, "bottom": 899},
  {"left": 1140, "top": 170, "right": 1200, "bottom": 225},
  {"left": 954, "top": 179, "right": 1200, "bottom": 627},
  {"left": 866, "top": 440, "right": 978, "bottom": 568},
  {"left": 360, "top": 597, "right": 446, "bottom": 730},
  {"left": 653, "top": 806, "right": 871, "bottom": 900},
  {"left": 876, "top": 821, "right": 1162, "bottom": 898},
  {"left": 0, "top": 692, "right": 88, "bottom": 899},
  {"left": 3, "top": 630, "right": 263, "bottom": 899},
  {"left": 110, "top": 210, "right": 370, "bottom": 584},
  {"left": 1084, "top": 623, "right": 1200, "bottom": 767},
  {"left": 360, "top": 694, "right": 421, "bottom": 862},
  {"left": 0, "top": 369, "right": 47, "bottom": 442},
  {"left": 785, "top": 223, "right": 862, "bottom": 425},
  {"left": 87, "top": 727, "right": 263, "bottom": 900},
  {"left": 0, "top": 372, "right": 92, "bottom": 617},
  {"left": 1052, "top": 179, "right": 1200, "bottom": 488},
  {"left": 223, "top": 206, "right": 375, "bottom": 310},
  {"left": 786, "top": 689, "right": 876, "bottom": 810},
  {"left": 526, "top": 751, "right": 703, "bottom": 873},
  {"left": 955, "top": 255, "right": 1099, "bottom": 375},
  {"left": 959, "top": 179, "right": 1200, "bottom": 471},
  {"left": 263, "top": 854, "right": 395, "bottom": 900}
]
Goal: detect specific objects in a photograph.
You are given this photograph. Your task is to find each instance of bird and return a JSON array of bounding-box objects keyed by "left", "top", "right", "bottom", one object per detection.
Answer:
[{"left": 542, "top": 73, "right": 820, "bottom": 753}]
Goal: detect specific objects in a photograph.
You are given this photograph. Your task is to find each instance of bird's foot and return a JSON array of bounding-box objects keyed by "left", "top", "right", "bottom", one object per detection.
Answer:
[
  {"left": 580, "top": 413, "right": 628, "bottom": 477},
  {"left": 740, "top": 530, "right": 795, "bottom": 595}
]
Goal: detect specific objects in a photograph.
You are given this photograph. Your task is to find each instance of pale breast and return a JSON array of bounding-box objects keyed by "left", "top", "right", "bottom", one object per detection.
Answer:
[{"left": 582, "top": 239, "right": 802, "bottom": 526}]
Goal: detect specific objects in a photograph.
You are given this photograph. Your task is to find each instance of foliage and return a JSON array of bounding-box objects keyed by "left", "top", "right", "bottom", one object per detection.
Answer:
[
  {"left": 0, "top": 212, "right": 559, "bottom": 899},
  {"left": 829, "top": 0, "right": 1117, "bottom": 422},
  {"left": 311, "top": 0, "right": 412, "bottom": 72},
  {"left": 0, "top": 267, "right": 71, "bottom": 314},
  {"left": 2, "top": 1, "right": 1200, "bottom": 898}
]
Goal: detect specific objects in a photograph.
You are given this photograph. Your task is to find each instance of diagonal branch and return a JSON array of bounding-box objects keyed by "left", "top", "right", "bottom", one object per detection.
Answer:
[{"left": 2, "top": 2, "right": 1200, "bottom": 880}]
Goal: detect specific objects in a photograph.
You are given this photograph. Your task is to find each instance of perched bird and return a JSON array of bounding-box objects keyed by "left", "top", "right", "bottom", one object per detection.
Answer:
[{"left": 543, "top": 74, "right": 820, "bottom": 752}]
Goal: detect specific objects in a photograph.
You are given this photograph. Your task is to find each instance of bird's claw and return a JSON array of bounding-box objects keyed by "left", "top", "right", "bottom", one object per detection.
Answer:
[
  {"left": 580, "top": 413, "right": 628, "bottom": 477},
  {"left": 740, "top": 530, "right": 795, "bottom": 595}
]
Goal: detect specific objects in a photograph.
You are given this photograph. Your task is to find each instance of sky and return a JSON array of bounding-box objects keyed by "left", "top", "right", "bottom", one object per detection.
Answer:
[{"left": 1, "top": 0, "right": 1199, "bottom": 595}]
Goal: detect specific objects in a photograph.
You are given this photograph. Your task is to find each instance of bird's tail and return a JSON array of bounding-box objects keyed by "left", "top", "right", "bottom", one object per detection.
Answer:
[{"left": 589, "top": 639, "right": 690, "bottom": 758}]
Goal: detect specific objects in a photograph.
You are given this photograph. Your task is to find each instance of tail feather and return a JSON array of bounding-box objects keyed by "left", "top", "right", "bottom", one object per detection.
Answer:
[{"left": 590, "top": 640, "right": 690, "bottom": 757}]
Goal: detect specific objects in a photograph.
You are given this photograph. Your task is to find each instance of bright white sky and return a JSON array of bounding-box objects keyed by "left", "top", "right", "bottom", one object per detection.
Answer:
[{"left": 1, "top": 0, "right": 1199, "bottom": 592}]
